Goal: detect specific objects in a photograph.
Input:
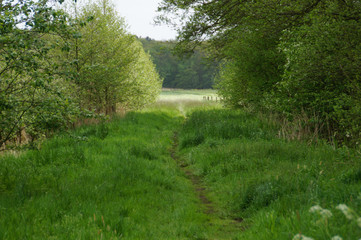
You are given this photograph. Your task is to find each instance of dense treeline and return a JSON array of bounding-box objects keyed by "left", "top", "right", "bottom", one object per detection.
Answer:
[
  {"left": 140, "top": 38, "right": 217, "bottom": 89},
  {"left": 0, "top": 0, "right": 161, "bottom": 148},
  {"left": 158, "top": 0, "right": 361, "bottom": 145}
]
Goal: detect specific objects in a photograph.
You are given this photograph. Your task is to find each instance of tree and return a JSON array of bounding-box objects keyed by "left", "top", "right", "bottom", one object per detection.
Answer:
[
  {"left": 140, "top": 38, "right": 217, "bottom": 89},
  {"left": 0, "top": 0, "right": 80, "bottom": 147},
  {"left": 215, "top": 26, "right": 285, "bottom": 108},
  {"left": 157, "top": 0, "right": 294, "bottom": 100},
  {"left": 119, "top": 41, "right": 162, "bottom": 109},
  {"left": 158, "top": 0, "right": 361, "bottom": 144},
  {"left": 276, "top": 13, "right": 361, "bottom": 143},
  {"left": 65, "top": 0, "right": 162, "bottom": 113},
  {"left": 0, "top": 0, "right": 163, "bottom": 149}
]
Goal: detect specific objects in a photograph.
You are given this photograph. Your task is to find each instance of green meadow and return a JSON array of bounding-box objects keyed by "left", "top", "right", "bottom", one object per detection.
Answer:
[
  {"left": 158, "top": 89, "right": 218, "bottom": 102},
  {"left": 0, "top": 90, "right": 360, "bottom": 239}
]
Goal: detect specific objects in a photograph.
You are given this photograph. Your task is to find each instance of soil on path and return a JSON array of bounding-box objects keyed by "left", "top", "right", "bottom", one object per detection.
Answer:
[
  {"left": 170, "top": 132, "right": 215, "bottom": 215},
  {"left": 170, "top": 132, "right": 244, "bottom": 239}
]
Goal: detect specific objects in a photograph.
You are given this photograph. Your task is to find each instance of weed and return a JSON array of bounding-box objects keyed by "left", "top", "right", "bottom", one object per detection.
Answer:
[
  {"left": 179, "top": 109, "right": 361, "bottom": 239},
  {"left": 1, "top": 93, "right": 360, "bottom": 239},
  {"left": 0, "top": 110, "right": 210, "bottom": 239}
]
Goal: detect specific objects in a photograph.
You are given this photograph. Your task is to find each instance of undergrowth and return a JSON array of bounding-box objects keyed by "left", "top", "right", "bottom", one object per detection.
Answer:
[
  {"left": 0, "top": 110, "right": 210, "bottom": 239},
  {"left": 179, "top": 109, "right": 361, "bottom": 239},
  {"left": 1, "top": 101, "right": 360, "bottom": 239}
]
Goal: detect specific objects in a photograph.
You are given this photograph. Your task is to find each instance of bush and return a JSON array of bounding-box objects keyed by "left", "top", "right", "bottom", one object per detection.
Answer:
[{"left": 276, "top": 19, "right": 361, "bottom": 145}]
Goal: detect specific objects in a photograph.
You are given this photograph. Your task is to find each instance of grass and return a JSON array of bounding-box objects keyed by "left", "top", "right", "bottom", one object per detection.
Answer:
[
  {"left": 178, "top": 109, "right": 361, "bottom": 239},
  {"left": 151, "top": 89, "right": 222, "bottom": 117},
  {"left": 158, "top": 88, "right": 218, "bottom": 103},
  {"left": 161, "top": 88, "right": 217, "bottom": 96},
  {"left": 0, "top": 110, "right": 212, "bottom": 239},
  {"left": 1, "top": 89, "right": 360, "bottom": 239}
]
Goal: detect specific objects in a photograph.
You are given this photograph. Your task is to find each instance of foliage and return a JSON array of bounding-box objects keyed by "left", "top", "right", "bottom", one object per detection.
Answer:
[
  {"left": 158, "top": 0, "right": 361, "bottom": 145},
  {"left": 215, "top": 27, "right": 284, "bottom": 108},
  {"left": 140, "top": 38, "right": 218, "bottom": 89},
  {"left": 0, "top": 0, "right": 82, "bottom": 147},
  {"left": 65, "top": 0, "right": 162, "bottom": 113},
  {"left": 118, "top": 41, "right": 162, "bottom": 109},
  {"left": 0, "top": 0, "right": 162, "bottom": 149},
  {"left": 276, "top": 17, "right": 361, "bottom": 144}
]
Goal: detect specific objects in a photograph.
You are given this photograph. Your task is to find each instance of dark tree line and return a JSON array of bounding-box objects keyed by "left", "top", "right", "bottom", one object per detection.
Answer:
[{"left": 140, "top": 38, "right": 218, "bottom": 89}]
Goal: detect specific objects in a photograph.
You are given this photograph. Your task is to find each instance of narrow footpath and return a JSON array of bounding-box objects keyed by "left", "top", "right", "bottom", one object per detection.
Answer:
[
  {"left": 170, "top": 131, "right": 244, "bottom": 239},
  {"left": 171, "top": 132, "right": 215, "bottom": 215}
]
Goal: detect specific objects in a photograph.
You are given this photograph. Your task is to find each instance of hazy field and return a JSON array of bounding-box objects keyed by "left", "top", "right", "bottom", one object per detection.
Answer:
[
  {"left": 158, "top": 89, "right": 218, "bottom": 102},
  {"left": 151, "top": 89, "right": 221, "bottom": 116}
]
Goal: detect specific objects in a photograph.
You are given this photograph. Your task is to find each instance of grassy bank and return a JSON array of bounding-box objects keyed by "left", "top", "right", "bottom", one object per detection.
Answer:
[{"left": 178, "top": 109, "right": 361, "bottom": 239}]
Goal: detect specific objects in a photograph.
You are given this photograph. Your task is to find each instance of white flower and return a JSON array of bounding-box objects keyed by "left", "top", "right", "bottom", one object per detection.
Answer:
[
  {"left": 331, "top": 236, "right": 343, "bottom": 240},
  {"left": 309, "top": 205, "right": 332, "bottom": 218},
  {"left": 336, "top": 204, "right": 348, "bottom": 211},
  {"left": 320, "top": 209, "right": 333, "bottom": 218},
  {"left": 292, "top": 234, "right": 314, "bottom": 240},
  {"left": 310, "top": 205, "right": 322, "bottom": 213},
  {"left": 303, "top": 236, "right": 314, "bottom": 240},
  {"left": 336, "top": 204, "right": 353, "bottom": 220},
  {"left": 292, "top": 234, "right": 303, "bottom": 240},
  {"left": 357, "top": 217, "right": 361, "bottom": 228}
]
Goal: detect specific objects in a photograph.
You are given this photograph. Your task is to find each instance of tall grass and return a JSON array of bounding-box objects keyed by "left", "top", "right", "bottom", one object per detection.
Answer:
[
  {"left": 0, "top": 111, "right": 211, "bottom": 239},
  {"left": 179, "top": 109, "right": 361, "bottom": 239},
  {"left": 1, "top": 95, "right": 360, "bottom": 239}
]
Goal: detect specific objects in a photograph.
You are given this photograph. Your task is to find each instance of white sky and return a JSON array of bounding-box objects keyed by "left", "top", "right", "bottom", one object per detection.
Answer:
[{"left": 113, "top": 0, "right": 177, "bottom": 40}]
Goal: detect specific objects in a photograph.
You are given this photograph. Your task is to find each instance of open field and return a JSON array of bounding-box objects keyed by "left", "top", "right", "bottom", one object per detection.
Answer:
[
  {"left": 0, "top": 90, "right": 360, "bottom": 239},
  {"left": 152, "top": 89, "right": 221, "bottom": 116},
  {"left": 158, "top": 89, "right": 218, "bottom": 102}
]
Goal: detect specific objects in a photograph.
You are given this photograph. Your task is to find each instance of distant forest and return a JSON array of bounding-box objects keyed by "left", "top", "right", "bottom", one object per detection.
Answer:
[{"left": 140, "top": 38, "right": 218, "bottom": 89}]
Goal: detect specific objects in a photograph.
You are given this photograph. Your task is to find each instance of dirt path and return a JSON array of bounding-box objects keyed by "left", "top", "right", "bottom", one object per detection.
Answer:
[
  {"left": 170, "top": 131, "right": 244, "bottom": 239},
  {"left": 171, "top": 132, "right": 215, "bottom": 215}
]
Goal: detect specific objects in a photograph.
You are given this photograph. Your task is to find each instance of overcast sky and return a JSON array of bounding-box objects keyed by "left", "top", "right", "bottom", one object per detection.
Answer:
[{"left": 113, "top": 0, "right": 177, "bottom": 40}]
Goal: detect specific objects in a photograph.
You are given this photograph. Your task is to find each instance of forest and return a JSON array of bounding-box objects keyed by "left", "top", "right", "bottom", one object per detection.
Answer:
[
  {"left": 158, "top": 0, "right": 361, "bottom": 146},
  {"left": 140, "top": 37, "right": 217, "bottom": 89},
  {"left": 0, "top": 0, "right": 161, "bottom": 149}
]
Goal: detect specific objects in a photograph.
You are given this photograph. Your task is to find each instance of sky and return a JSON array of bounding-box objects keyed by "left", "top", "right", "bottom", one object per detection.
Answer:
[{"left": 113, "top": 0, "right": 177, "bottom": 41}]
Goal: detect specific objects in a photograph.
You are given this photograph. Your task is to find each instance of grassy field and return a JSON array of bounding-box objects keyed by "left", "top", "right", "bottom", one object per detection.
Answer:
[
  {"left": 153, "top": 89, "right": 220, "bottom": 117},
  {"left": 0, "top": 89, "right": 360, "bottom": 239},
  {"left": 158, "top": 89, "right": 218, "bottom": 102}
]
